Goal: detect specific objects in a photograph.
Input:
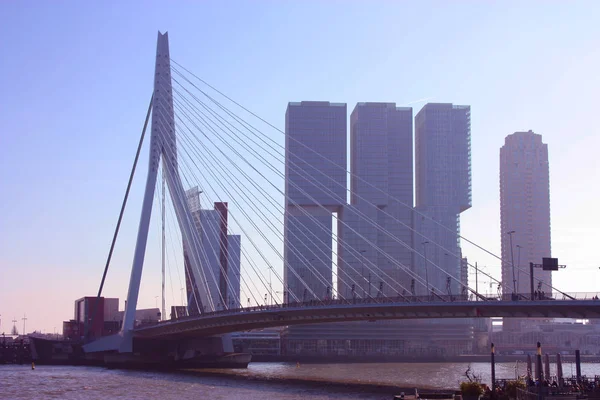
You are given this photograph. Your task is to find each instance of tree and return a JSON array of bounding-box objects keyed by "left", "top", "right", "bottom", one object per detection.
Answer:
[{"left": 11, "top": 325, "right": 18, "bottom": 336}]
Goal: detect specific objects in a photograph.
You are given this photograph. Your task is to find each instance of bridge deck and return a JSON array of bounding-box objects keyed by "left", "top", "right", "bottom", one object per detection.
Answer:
[{"left": 133, "top": 298, "right": 600, "bottom": 339}]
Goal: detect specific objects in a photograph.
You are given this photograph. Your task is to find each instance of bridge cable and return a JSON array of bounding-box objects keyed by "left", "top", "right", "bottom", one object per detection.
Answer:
[
  {"left": 169, "top": 87, "right": 415, "bottom": 300},
  {"left": 153, "top": 95, "right": 220, "bottom": 313},
  {"left": 156, "top": 107, "right": 267, "bottom": 309},
  {"left": 172, "top": 100, "right": 360, "bottom": 303},
  {"left": 168, "top": 86, "right": 410, "bottom": 302},
  {"left": 169, "top": 69, "right": 470, "bottom": 296},
  {"left": 153, "top": 166, "right": 179, "bottom": 318},
  {"left": 169, "top": 62, "right": 520, "bottom": 294},
  {"left": 171, "top": 64, "right": 565, "bottom": 298},
  {"left": 174, "top": 62, "right": 571, "bottom": 299},
  {"left": 154, "top": 113, "right": 229, "bottom": 314},
  {"left": 170, "top": 81, "right": 432, "bottom": 299},
  {"left": 159, "top": 105, "right": 307, "bottom": 305},
  {"left": 89, "top": 95, "right": 152, "bottom": 340},
  {"left": 169, "top": 79, "right": 445, "bottom": 298}
]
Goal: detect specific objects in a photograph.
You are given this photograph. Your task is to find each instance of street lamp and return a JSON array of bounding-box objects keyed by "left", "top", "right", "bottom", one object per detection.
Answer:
[
  {"left": 268, "top": 266, "right": 274, "bottom": 306},
  {"left": 359, "top": 250, "right": 367, "bottom": 298},
  {"left": 506, "top": 230, "right": 517, "bottom": 297},
  {"left": 422, "top": 241, "right": 430, "bottom": 297},
  {"left": 516, "top": 245, "right": 522, "bottom": 291}
]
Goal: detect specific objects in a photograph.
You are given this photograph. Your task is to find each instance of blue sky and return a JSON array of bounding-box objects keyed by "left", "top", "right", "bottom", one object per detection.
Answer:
[{"left": 1, "top": 1, "right": 599, "bottom": 333}]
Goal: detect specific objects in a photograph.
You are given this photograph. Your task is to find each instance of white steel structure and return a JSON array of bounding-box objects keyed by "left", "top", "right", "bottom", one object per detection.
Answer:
[{"left": 117, "top": 32, "right": 215, "bottom": 352}]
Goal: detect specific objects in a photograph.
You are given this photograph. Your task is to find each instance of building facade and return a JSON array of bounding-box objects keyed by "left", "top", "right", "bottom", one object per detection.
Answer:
[
  {"left": 338, "top": 103, "right": 414, "bottom": 298},
  {"left": 281, "top": 100, "right": 476, "bottom": 358},
  {"left": 184, "top": 187, "right": 241, "bottom": 313},
  {"left": 414, "top": 103, "right": 472, "bottom": 296},
  {"left": 460, "top": 257, "right": 469, "bottom": 293},
  {"left": 284, "top": 101, "right": 347, "bottom": 302},
  {"left": 500, "top": 131, "right": 552, "bottom": 296},
  {"left": 227, "top": 234, "right": 241, "bottom": 309}
]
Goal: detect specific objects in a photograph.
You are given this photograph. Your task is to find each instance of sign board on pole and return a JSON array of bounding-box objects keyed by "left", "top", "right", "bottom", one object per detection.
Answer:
[{"left": 542, "top": 257, "right": 559, "bottom": 271}]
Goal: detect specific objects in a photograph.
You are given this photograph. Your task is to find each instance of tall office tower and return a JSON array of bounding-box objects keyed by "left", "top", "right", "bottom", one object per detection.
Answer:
[
  {"left": 500, "top": 130, "right": 552, "bottom": 296},
  {"left": 184, "top": 187, "right": 203, "bottom": 314},
  {"left": 226, "top": 234, "right": 241, "bottom": 309},
  {"left": 338, "top": 103, "right": 413, "bottom": 298},
  {"left": 284, "top": 101, "right": 347, "bottom": 303},
  {"left": 460, "top": 257, "right": 469, "bottom": 291},
  {"left": 184, "top": 188, "right": 240, "bottom": 313},
  {"left": 415, "top": 103, "right": 472, "bottom": 296}
]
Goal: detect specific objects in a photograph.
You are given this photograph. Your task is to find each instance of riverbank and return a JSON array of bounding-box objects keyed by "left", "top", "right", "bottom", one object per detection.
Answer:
[
  {"left": 251, "top": 354, "right": 600, "bottom": 364},
  {"left": 178, "top": 367, "right": 455, "bottom": 395}
]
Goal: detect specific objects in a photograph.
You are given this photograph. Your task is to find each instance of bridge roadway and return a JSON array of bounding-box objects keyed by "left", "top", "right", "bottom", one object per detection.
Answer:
[{"left": 133, "top": 295, "right": 600, "bottom": 339}]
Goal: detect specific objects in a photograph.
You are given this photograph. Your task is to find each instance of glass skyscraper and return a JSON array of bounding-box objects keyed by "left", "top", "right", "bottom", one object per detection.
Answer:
[
  {"left": 414, "top": 103, "right": 472, "bottom": 296},
  {"left": 284, "top": 101, "right": 347, "bottom": 303},
  {"left": 500, "top": 130, "right": 552, "bottom": 296}
]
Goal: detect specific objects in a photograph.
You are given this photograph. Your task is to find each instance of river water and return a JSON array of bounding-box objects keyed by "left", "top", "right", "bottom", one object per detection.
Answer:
[{"left": 1, "top": 362, "right": 599, "bottom": 400}]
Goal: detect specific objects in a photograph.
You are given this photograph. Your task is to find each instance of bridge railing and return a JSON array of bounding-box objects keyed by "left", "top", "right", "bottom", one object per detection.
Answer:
[
  {"left": 159, "top": 291, "right": 599, "bottom": 324},
  {"left": 164, "top": 294, "right": 469, "bottom": 322},
  {"left": 496, "top": 292, "right": 600, "bottom": 301}
]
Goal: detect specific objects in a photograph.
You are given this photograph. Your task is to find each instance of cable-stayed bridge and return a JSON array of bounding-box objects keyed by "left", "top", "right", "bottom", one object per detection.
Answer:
[
  {"left": 82, "top": 32, "right": 599, "bottom": 366},
  {"left": 134, "top": 295, "right": 600, "bottom": 340}
]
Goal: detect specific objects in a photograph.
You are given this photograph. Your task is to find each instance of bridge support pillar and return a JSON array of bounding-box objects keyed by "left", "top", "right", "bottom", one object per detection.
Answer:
[{"left": 167, "top": 334, "right": 234, "bottom": 359}]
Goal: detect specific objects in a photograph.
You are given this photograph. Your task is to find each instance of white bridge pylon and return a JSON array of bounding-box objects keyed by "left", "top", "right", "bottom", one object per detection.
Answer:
[{"left": 117, "top": 32, "right": 214, "bottom": 352}]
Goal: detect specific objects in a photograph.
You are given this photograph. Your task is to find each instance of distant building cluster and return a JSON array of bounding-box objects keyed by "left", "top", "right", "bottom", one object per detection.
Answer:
[
  {"left": 284, "top": 101, "right": 471, "bottom": 304},
  {"left": 62, "top": 100, "right": 559, "bottom": 358},
  {"left": 282, "top": 101, "right": 474, "bottom": 356},
  {"left": 280, "top": 100, "right": 558, "bottom": 356},
  {"left": 183, "top": 187, "right": 241, "bottom": 314},
  {"left": 62, "top": 297, "right": 160, "bottom": 340}
]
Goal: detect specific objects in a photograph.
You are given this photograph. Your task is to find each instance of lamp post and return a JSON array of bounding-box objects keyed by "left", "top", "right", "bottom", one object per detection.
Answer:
[
  {"left": 268, "top": 266, "right": 273, "bottom": 306},
  {"left": 275, "top": 290, "right": 284, "bottom": 305},
  {"left": 422, "top": 241, "right": 430, "bottom": 297},
  {"left": 359, "top": 250, "right": 367, "bottom": 298},
  {"left": 536, "top": 342, "right": 543, "bottom": 400},
  {"left": 516, "top": 245, "right": 522, "bottom": 291},
  {"left": 491, "top": 343, "right": 496, "bottom": 400},
  {"left": 506, "top": 230, "right": 517, "bottom": 298}
]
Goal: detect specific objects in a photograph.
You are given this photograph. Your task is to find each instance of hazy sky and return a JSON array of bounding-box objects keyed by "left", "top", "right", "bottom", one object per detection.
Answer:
[{"left": 1, "top": 1, "right": 599, "bottom": 334}]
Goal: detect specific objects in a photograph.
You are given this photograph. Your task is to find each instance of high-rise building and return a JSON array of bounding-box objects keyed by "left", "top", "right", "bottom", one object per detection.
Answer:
[
  {"left": 500, "top": 130, "right": 551, "bottom": 296},
  {"left": 282, "top": 101, "right": 475, "bottom": 357},
  {"left": 414, "top": 103, "right": 472, "bottom": 296},
  {"left": 227, "top": 234, "right": 241, "bottom": 309},
  {"left": 338, "top": 103, "right": 413, "bottom": 298},
  {"left": 284, "top": 101, "right": 347, "bottom": 302},
  {"left": 460, "top": 257, "right": 469, "bottom": 290},
  {"left": 184, "top": 188, "right": 241, "bottom": 313}
]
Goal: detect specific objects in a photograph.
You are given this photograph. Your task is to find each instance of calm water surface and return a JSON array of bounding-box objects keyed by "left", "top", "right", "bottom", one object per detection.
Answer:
[{"left": 1, "top": 362, "right": 599, "bottom": 400}]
